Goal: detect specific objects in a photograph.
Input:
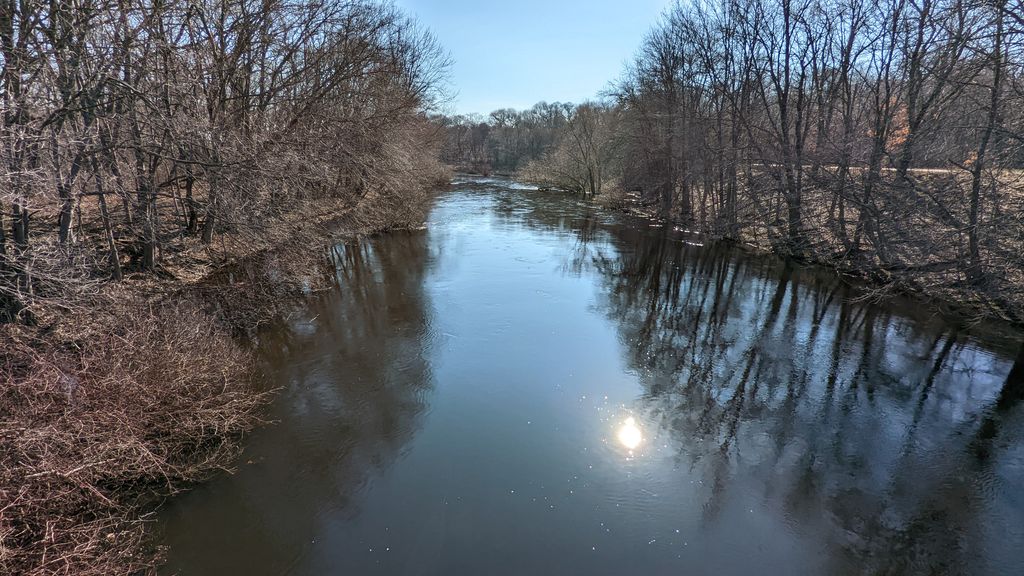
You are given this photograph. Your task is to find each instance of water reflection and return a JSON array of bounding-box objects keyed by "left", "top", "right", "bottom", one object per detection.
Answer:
[
  {"left": 159, "top": 231, "right": 435, "bottom": 575},
  {"left": 158, "top": 179, "right": 1024, "bottom": 576},
  {"left": 589, "top": 223, "right": 1024, "bottom": 575},
  {"left": 616, "top": 416, "right": 643, "bottom": 451}
]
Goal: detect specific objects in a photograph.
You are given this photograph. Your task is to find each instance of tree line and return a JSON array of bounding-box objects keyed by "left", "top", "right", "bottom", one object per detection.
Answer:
[
  {"left": 437, "top": 101, "right": 572, "bottom": 174},
  {"left": 1, "top": 0, "right": 449, "bottom": 322},
  {"left": 1, "top": 2, "right": 449, "bottom": 574},
  {"left": 615, "top": 0, "right": 1022, "bottom": 257},
  {"left": 451, "top": 0, "right": 1024, "bottom": 320}
]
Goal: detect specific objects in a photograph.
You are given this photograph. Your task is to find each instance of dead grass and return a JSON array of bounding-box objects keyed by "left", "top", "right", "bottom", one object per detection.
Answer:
[
  {"left": 0, "top": 167, "right": 448, "bottom": 575},
  {"left": 0, "top": 301, "right": 266, "bottom": 576}
]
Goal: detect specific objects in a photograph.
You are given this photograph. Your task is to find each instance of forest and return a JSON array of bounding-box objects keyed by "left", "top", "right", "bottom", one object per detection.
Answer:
[
  {"left": 0, "top": 1, "right": 448, "bottom": 574},
  {"left": 442, "top": 0, "right": 1024, "bottom": 323}
]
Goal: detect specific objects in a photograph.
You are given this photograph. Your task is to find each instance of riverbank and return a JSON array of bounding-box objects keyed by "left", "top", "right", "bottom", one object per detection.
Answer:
[
  {"left": 155, "top": 178, "right": 1024, "bottom": 576},
  {"left": 0, "top": 181, "right": 445, "bottom": 575},
  {"left": 596, "top": 185, "right": 1024, "bottom": 330}
]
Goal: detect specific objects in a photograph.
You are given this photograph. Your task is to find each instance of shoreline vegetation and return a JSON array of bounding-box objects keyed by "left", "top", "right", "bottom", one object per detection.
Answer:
[
  {"left": 597, "top": 184, "right": 1024, "bottom": 330},
  {"left": 0, "top": 1, "right": 448, "bottom": 574},
  {"left": 440, "top": 0, "right": 1024, "bottom": 328},
  {"left": 1, "top": 187, "right": 445, "bottom": 575},
  {"left": 5, "top": 0, "right": 1024, "bottom": 573},
  {"left": 457, "top": 168, "right": 1024, "bottom": 330}
]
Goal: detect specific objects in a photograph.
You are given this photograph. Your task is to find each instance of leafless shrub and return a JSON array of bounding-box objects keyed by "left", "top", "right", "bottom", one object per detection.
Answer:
[
  {"left": 0, "top": 1, "right": 450, "bottom": 572},
  {"left": 0, "top": 300, "right": 265, "bottom": 575}
]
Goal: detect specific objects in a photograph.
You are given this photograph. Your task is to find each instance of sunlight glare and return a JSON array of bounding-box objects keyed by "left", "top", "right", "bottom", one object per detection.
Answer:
[{"left": 617, "top": 416, "right": 643, "bottom": 450}]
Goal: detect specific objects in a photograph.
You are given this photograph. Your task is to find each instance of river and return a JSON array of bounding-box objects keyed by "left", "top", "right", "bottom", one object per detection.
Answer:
[{"left": 158, "top": 177, "right": 1024, "bottom": 575}]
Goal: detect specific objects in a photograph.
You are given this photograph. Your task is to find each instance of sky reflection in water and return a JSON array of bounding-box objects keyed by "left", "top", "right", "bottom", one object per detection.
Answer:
[{"left": 158, "top": 178, "right": 1024, "bottom": 576}]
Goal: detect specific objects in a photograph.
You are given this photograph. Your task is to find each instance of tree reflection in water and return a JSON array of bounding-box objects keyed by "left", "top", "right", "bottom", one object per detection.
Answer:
[
  {"left": 159, "top": 231, "right": 436, "bottom": 576},
  {"left": 583, "top": 222, "right": 1024, "bottom": 575},
  {"left": 158, "top": 184, "right": 1023, "bottom": 576}
]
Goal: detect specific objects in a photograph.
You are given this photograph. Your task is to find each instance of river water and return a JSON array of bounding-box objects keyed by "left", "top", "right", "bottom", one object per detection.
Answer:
[{"left": 159, "top": 177, "right": 1024, "bottom": 576}]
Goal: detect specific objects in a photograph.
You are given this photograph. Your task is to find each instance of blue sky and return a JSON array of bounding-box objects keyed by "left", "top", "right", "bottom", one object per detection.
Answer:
[{"left": 394, "top": 0, "right": 673, "bottom": 116}]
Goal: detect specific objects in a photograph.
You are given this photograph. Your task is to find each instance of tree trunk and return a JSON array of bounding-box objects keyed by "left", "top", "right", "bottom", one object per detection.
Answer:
[
  {"left": 0, "top": 200, "right": 6, "bottom": 256},
  {"left": 58, "top": 184, "right": 74, "bottom": 245},
  {"left": 185, "top": 175, "right": 198, "bottom": 234},
  {"left": 136, "top": 173, "right": 157, "bottom": 271},
  {"left": 967, "top": 3, "right": 1004, "bottom": 285},
  {"left": 12, "top": 202, "right": 28, "bottom": 248},
  {"left": 202, "top": 197, "right": 217, "bottom": 245},
  {"left": 92, "top": 156, "right": 122, "bottom": 281}
]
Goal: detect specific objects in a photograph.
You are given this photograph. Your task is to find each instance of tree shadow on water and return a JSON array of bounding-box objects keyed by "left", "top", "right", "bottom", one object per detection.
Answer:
[
  {"left": 595, "top": 224, "right": 1024, "bottom": 575},
  {"left": 159, "top": 231, "right": 437, "bottom": 575}
]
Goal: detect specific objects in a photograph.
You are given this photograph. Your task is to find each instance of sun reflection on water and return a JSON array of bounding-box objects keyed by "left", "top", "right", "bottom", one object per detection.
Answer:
[{"left": 617, "top": 416, "right": 643, "bottom": 450}]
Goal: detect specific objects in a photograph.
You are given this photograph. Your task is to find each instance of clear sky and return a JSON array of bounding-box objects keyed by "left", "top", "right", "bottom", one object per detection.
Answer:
[{"left": 394, "top": 0, "right": 673, "bottom": 116}]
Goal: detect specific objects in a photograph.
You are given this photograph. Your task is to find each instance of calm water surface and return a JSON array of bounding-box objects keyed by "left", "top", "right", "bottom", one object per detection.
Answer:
[{"left": 159, "top": 177, "right": 1024, "bottom": 575}]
